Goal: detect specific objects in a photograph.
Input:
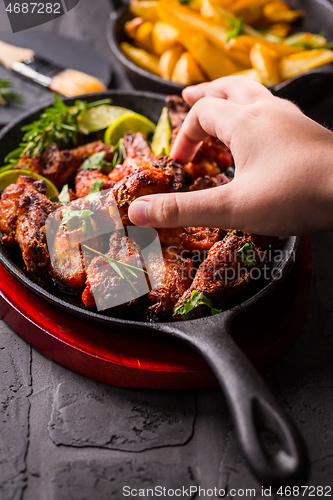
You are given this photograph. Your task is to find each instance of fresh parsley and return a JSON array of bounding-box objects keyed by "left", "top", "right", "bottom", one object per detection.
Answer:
[
  {"left": 226, "top": 17, "right": 246, "bottom": 41},
  {"left": 61, "top": 208, "right": 94, "bottom": 234},
  {"left": 111, "top": 139, "right": 126, "bottom": 168},
  {"left": 3, "top": 95, "right": 111, "bottom": 170},
  {"left": 0, "top": 78, "right": 24, "bottom": 107},
  {"left": 237, "top": 241, "right": 256, "bottom": 267},
  {"left": 174, "top": 290, "right": 222, "bottom": 320},
  {"left": 58, "top": 184, "right": 70, "bottom": 205},
  {"left": 85, "top": 180, "right": 105, "bottom": 203},
  {"left": 81, "top": 151, "right": 111, "bottom": 171},
  {"left": 84, "top": 245, "right": 149, "bottom": 294}
]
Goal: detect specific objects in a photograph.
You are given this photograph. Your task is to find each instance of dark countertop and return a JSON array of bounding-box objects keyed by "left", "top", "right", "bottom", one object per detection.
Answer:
[{"left": 1, "top": 1, "right": 333, "bottom": 498}]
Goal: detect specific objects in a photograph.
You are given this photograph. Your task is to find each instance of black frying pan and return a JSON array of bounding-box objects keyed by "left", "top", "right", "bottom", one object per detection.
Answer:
[
  {"left": 107, "top": 0, "right": 333, "bottom": 97},
  {"left": 0, "top": 91, "right": 307, "bottom": 487}
]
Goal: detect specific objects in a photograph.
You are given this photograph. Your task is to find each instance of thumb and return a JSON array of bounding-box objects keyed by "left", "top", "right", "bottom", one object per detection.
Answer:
[{"left": 128, "top": 182, "right": 241, "bottom": 229}]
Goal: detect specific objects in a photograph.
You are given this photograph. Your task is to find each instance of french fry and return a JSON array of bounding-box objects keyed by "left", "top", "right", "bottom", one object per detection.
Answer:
[
  {"left": 235, "top": 35, "right": 303, "bottom": 56},
  {"left": 263, "top": 2, "right": 304, "bottom": 24},
  {"left": 171, "top": 52, "right": 206, "bottom": 85},
  {"left": 250, "top": 42, "right": 280, "bottom": 86},
  {"left": 159, "top": 44, "right": 184, "bottom": 79},
  {"left": 280, "top": 49, "right": 333, "bottom": 80},
  {"left": 124, "top": 17, "right": 144, "bottom": 39},
  {"left": 135, "top": 21, "right": 154, "bottom": 52},
  {"left": 179, "top": 30, "right": 239, "bottom": 78},
  {"left": 152, "top": 21, "right": 179, "bottom": 55},
  {"left": 225, "top": 39, "right": 252, "bottom": 67},
  {"left": 120, "top": 42, "right": 161, "bottom": 76},
  {"left": 265, "top": 23, "right": 291, "bottom": 38},
  {"left": 157, "top": 0, "right": 229, "bottom": 50},
  {"left": 129, "top": 0, "right": 160, "bottom": 23},
  {"left": 232, "top": 67, "right": 262, "bottom": 82},
  {"left": 285, "top": 32, "right": 327, "bottom": 48},
  {"left": 200, "top": 0, "right": 231, "bottom": 27}
]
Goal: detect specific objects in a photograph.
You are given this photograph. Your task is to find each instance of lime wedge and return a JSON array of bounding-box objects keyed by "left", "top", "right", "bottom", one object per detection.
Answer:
[
  {"left": 0, "top": 169, "right": 59, "bottom": 201},
  {"left": 77, "top": 105, "right": 136, "bottom": 135},
  {"left": 104, "top": 113, "right": 156, "bottom": 145},
  {"left": 151, "top": 107, "right": 172, "bottom": 156}
]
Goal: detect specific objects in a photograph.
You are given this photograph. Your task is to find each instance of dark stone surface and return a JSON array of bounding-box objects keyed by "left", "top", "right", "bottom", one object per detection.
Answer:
[
  {"left": 48, "top": 363, "right": 195, "bottom": 451},
  {"left": 0, "top": 321, "right": 31, "bottom": 500},
  {"left": 48, "top": 460, "right": 197, "bottom": 499}
]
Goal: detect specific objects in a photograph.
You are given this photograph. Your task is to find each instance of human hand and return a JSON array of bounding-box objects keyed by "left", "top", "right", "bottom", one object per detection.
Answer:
[{"left": 129, "top": 76, "right": 333, "bottom": 235}]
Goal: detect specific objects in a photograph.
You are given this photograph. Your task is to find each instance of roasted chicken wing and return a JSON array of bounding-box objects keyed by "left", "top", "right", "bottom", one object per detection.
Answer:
[
  {"left": 75, "top": 169, "right": 115, "bottom": 198},
  {"left": 174, "top": 231, "right": 267, "bottom": 319}
]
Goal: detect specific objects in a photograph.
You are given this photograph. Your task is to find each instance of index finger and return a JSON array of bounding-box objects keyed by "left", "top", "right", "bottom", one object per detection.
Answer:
[
  {"left": 183, "top": 75, "right": 273, "bottom": 106},
  {"left": 170, "top": 96, "right": 239, "bottom": 164}
]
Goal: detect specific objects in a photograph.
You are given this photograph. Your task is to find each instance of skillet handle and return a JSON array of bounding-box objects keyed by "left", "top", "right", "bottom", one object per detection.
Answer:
[{"left": 169, "top": 314, "right": 308, "bottom": 487}]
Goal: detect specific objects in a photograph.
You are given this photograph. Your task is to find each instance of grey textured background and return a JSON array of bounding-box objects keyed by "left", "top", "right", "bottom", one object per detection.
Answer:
[{"left": 1, "top": 0, "right": 333, "bottom": 498}]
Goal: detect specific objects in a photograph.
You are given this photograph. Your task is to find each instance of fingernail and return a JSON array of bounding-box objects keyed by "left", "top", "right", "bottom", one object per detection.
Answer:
[{"left": 130, "top": 200, "right": 149, "bottom": 225}]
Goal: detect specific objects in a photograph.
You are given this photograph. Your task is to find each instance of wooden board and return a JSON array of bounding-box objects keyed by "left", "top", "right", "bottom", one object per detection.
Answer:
[
  {"left": 0, "top": 32, "right": 112, "bottom": 126},
  {"left": 0, "top": 237, "right": 313, "bottom": 389}
]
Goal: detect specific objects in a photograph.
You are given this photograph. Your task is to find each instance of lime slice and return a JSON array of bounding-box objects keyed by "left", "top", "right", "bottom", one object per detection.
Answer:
[
  {"left": 77, "top": 105, "right": 136, "bottom": 135},
  {"left": 0, "top": 169, "right": 59, "bottom": 202},
  {"left": 104, "top": 113, "right": 156, "bottom": 145},
  {"left": 151, "top": 107, "right": 172, "bottom": 156}
]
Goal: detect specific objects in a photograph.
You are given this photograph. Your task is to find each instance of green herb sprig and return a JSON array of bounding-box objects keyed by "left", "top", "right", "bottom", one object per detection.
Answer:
[
  {"left": 174, "top": 290, "right": 222, "bottom": 320},
  {"left": 226, "top": 17, "right": 246, "bottom": 41},
  {"left": 84, "top": 245, "right": 148, "bottom": 293},
  {"left": 0, "top": 78, "right": 24, "bottom": 107},
  {"left": 80, "top": 139, "right": 125, "bottom": 174},
  {"left": 237, "top": 241, "right": 256, "bottom": 267},
  {"left": 61, "top": 208, "right": 94, "bottom": 234},
  {"left": 4, "top": 95, "right": 111, "bottom": 170},
  {"left": 85, "top": 180, "right": 105, "bottom": 203},
  {"left": 58, "top": 184, "right": 70, "bottom": 205}
]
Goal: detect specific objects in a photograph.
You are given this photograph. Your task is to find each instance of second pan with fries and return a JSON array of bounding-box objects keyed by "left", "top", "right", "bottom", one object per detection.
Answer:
[
  {"left": 108, "top": 0, "right": 333, "bottom": 96},
  {"left": 0, "top": 90, "right": 308, "bottom": 487}
]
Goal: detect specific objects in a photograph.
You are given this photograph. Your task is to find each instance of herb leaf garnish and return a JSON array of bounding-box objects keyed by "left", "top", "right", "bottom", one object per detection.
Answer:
[
  {"left": 111, "top": 139, "right": 126, "bottom": 168},
  {"left": 174, "top": 290, "right": 222, "bottom": 320},
  {"left": 237, "top": 241, "right": 256, "bottom": 267},
  {"left": 58, "top": 184, "right": 70, "bottom": 205},
  {"left": 85, "top": 180, "right": 105, "bottom": 203},
  {"left": 0, "top": 78, "right": 24, "bottom": 107},
  {"left": 81, "top": 151, "right": 111, "bottom": 171},
  {"left": 84, "top": 245, "right": 149, "bottom": 294},
  {"left": 61, "top": 208, "right": 94, "bottom": 234},
  {"left": 3, "top": 95, "right": 111, "bottom": 170},
  {"left": 226, "top": 17, "right": 246, "bottom": 41}
]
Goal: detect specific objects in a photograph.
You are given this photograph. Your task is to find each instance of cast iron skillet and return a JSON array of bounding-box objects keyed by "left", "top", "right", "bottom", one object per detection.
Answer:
[
  {"left": 107, "top": 0, "right": 333, "bottom": 96},
  {"left": 0, "top": 91, "right": 307, "bottom": 487}
]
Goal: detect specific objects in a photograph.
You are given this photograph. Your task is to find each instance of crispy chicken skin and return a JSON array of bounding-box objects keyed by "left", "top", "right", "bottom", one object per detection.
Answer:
[
  {"left": 75, "top": 169, "right": 115, "bottom": 198},
  {"left": 106, "top": 163, "right": 176, "bottom": 225},
  {"left": 109, "top": 132, "right": 186, "bottom": 191},
  {"left": 173, "top": 231, "right": 267, "bottom": 319},
  {"left": 82, "top": 232, "right": 145, "bottom": 310},
  {"left": 146, "top": 247, "right": 193, "bottom": 320},
  {"left": 0, "top": 176, "right": 56, "bottom": 274},
  {"left": 109, "top": 132, "right": 155, "bottom": 183},
  {"left": 157, "top": 227, "right": 226, "bottom": 254},
  {"left": 166, "top": 95, "right": 233, "bottom": 179},
  {"left": 13, "top": 178, "right": 56, "bottom": 274},
  {"left": 15, "top": 141, "right": 113, "bottom": 188},
  {"left": 190, "top": 173, "right": 230, "bottom": 191},
  {"left": 0, "top": 176, "right": 40, "bottom": 247}
]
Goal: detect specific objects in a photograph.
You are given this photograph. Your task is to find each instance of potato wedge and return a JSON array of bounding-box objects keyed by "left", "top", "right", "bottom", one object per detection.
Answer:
[
  {"left": 129, "top": 0, "right": 159, "bottom": 22},
  {"left": 179, "top": 30, "right": 239, "bottom": 78},
  {"left": 171, "top": 52, "right": 206, "bottom": 85},
  {"left": 225, "top": 38, "right": 252, "bottom": 67},
  {"left": 232, "top": 67, "right": 262, "bottom": 82},
  {"left": 265, "top": 23, "right": 291, "bottom": 38},
  {"left": 124, "top": 17, "right": 144, "bottom": 39},
  {"left": 263, "top": 2, "right": 304, "bottom": 24},
  {"left": 121, "top": 42, "right": 161, "bottom": 76},
  {"left": 201, "top": 0, "right": 231, "bottom": 27},
  {"left": 250, "top": 42, "right": 280, "bottom": 86},
  {"left": 157, "top": 0, "right": 228, "bottom": 50},
  {"left": 280, "top": 49, "right": 333, "bottom": 80},
  {"left": 235, "top": 35, "right": 302, "bottom": 56},
  {"left": 135, "top": 21, "right": 154, "bottom": 52},
  {"left": 159, "top": 44, "right": 184, "bottom": 80},
  {"left": 152, "top": 21, "right": 179, "bottom": 55}
]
